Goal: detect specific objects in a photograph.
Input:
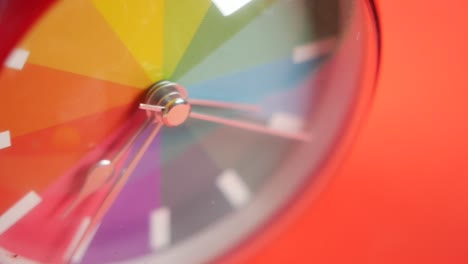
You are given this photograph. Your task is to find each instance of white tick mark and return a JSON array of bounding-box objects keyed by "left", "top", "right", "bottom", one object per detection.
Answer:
[
  {"left": 0, "top": 191, "right": 42, "bottom": 235},
  {"left": 149, "top": 207, "right": 171, "bottom": 250},
  {"left": 4, "top": 49, "right": 30, "bottom": 70},
  {"left": 268, "top": 112, "right": 304, "bottom": 134},
  {"left": 0, "top": 131, "right": 11, "bottom": 149},
  {"left": 212, "top": 0, "right": 253, "bottom": 16},
  {"left": 71, "top": 223, "right": 100, "bottom": 264},
  {"left": 64, "top": 217, "right": 91, "bottom": 261},
  {"left": 293, "top": 37, "right": 336, "bottom": 64},
  {"left": 217, "top": 169, "right": 251, "bottom": 208}
]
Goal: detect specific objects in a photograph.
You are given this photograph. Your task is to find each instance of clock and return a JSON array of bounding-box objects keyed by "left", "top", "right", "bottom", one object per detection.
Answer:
[{"left": 0, "top": 0, "right": 380, "bottom": 263}]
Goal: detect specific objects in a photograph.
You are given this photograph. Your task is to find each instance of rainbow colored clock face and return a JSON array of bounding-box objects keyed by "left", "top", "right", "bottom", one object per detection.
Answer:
[{"left": 0, "top": 0, "right": 378, "bottom": 263}]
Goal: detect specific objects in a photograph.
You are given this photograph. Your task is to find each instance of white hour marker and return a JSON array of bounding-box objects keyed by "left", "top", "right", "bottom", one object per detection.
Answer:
[
  {"left": 217, "top": 169, "right": 251, "bottom": 208},
  {"left": 212, "top": 0, "right": 253, "bottom": 16},
  {"left": 268, "top": 112, "right": 304, "bottom": 134},
  {"left": 4, "top": 48, "right": 30, "bottom": 70},
  {"left": 0, "top": 131, "right": 11, "bottom": 149},
  {"left": 64, "top": 217, "right": 91, "bottom": 261},
  {"left": 71, "top": 223, "right": 100, "bottom": 264},
  {"left": 150, "top": 207, "right": 171, "bottom": 250},
  {"left": 0, "top": 191, "right": 42, "bottom": 235},
  {"left": 293, "top": 37, "right": 336, "bottom": 64}
]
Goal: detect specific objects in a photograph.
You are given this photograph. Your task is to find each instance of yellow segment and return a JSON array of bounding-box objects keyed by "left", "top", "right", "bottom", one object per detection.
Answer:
[
  {"left": 164, "top": 0, "right": 211, "bottom": 77},
  {"left": 93, "top": 0, "right": 164, "bottom": 82},
  {"left": 20, "top": 0, "right": 151, "bottom": 88}
]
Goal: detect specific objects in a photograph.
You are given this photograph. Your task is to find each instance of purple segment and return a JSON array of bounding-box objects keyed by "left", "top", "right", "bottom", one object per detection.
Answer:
[{"left": 81, "top": 125, "right": 161, "bottom": 263}]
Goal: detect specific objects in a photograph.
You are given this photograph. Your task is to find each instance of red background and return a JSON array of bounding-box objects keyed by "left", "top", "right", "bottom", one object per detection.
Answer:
[{"left": 233, "top": 0, "right": 468, "bottom": 263}]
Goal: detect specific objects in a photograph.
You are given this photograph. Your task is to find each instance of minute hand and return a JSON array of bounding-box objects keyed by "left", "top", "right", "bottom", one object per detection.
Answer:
[
  {"left": 65, "top": 120, "right": 164, "bottom": 262},
  {"left": 189, "top": 112, "right": 312, "bottom": 142},
  {"left": 62, "top": 118, "right": 152, "bottom": 217},
  {"left": 91, "top": 120, "right": 163, "bottom": 222}
]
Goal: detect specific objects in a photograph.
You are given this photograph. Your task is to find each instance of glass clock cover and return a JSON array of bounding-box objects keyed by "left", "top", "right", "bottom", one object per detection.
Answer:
[{"left": 0, "top": 0, "right": 378, "bottom": 263}]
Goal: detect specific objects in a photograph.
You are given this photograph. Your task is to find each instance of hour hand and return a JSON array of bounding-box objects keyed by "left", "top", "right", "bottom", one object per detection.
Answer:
[{"left": 141, "top": 99, "right": 260, "bottom": 113}]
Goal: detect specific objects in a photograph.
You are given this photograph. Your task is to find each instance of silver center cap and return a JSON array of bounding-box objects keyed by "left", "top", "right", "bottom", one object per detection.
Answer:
[
  {"left": 162, "top": 97, "right": 191, "bottom": 127},
  {"left": 144, "top": 81, "right": 191, "bottom": 127}
]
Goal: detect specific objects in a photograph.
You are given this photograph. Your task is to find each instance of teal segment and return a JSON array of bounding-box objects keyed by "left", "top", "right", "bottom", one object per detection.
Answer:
[
  {"left": 161, "top": 125, "right": 198, "bottom": 164},
  {"left": 177, "top": 0, "right": 315, "bottom": 86},
  {"left": 170, "top": 0, "right": 275, "bottom": 80}
]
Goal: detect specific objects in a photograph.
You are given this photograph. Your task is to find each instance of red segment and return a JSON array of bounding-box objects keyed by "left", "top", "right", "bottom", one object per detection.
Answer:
[
  {"left": 0, "top": 106, "right": 136, "bottom": 214},
  {"left": 0, "top": 0, "right": 55, "bottom": 66},
  {"left": 0, "top": 109, "right": 147, "bottom": 263}
]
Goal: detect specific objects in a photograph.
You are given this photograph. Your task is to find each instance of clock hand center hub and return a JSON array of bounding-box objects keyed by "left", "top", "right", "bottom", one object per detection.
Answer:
[{"left": 144, "top": 81, "right": 191, "bottom": 127}]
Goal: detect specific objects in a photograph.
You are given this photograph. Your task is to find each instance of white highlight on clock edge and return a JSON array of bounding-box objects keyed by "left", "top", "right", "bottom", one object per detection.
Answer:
[
  {"left": 212, "top": 0, "right": 253, "bottom": 16},
  {"left": 150, "top": 207, "right": 171, "bottom": 250},
  {"left": 293, "top": 37, "right": 337, "bottom": 64},
  {"left": 4, "top": 48, "right": 30, "bottom": 70},
  {"left": 64, "top": 217, "right": 91, "bottom": 261},
  {"left": 268, "top": 112, "right": 304, "bottom": 134},
  {"left": 71, "top": 223, "right": 101, "bottom": 264},
  {"left": 217, "top": 169, "right": 251, "bottom": 208},
  {"left": 0, "top": 131, "right": 11, "bottom": 149},
  {"left": 0, "top": 191, "right": 42, "bottom": 235}
]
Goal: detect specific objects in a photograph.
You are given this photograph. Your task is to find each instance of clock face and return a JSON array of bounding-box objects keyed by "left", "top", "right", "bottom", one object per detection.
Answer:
[{"left": 0, "top": 0, "right": 378, "bottom": 263}]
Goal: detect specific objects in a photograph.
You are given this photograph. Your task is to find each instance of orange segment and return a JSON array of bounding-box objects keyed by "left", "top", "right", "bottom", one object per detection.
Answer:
[
  {"left": 19, "top": 0, "right": 151, "bottom": 88},
  {"left": 0, "top": 64, "right": 142, "bottom": 138}
]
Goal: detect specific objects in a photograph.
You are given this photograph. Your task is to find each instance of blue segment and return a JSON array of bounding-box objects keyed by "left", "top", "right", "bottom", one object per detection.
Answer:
[
  {"left": 185, "top": 56, "right": 325, "bottom": 119},
  {"left": 259, "top": 65, "right": 324, "bottom": 117}
]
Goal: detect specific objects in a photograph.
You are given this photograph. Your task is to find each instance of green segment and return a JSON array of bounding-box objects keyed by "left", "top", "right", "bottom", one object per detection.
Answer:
[
  {"left": 177, "top": 0, "right": 321, "bottom": 86},
  {"left": 163, "top": 0, "right": 211, "bottom": 78},
  {"left": 170, "top": 0, "right": 276, "bottom": 81}
]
